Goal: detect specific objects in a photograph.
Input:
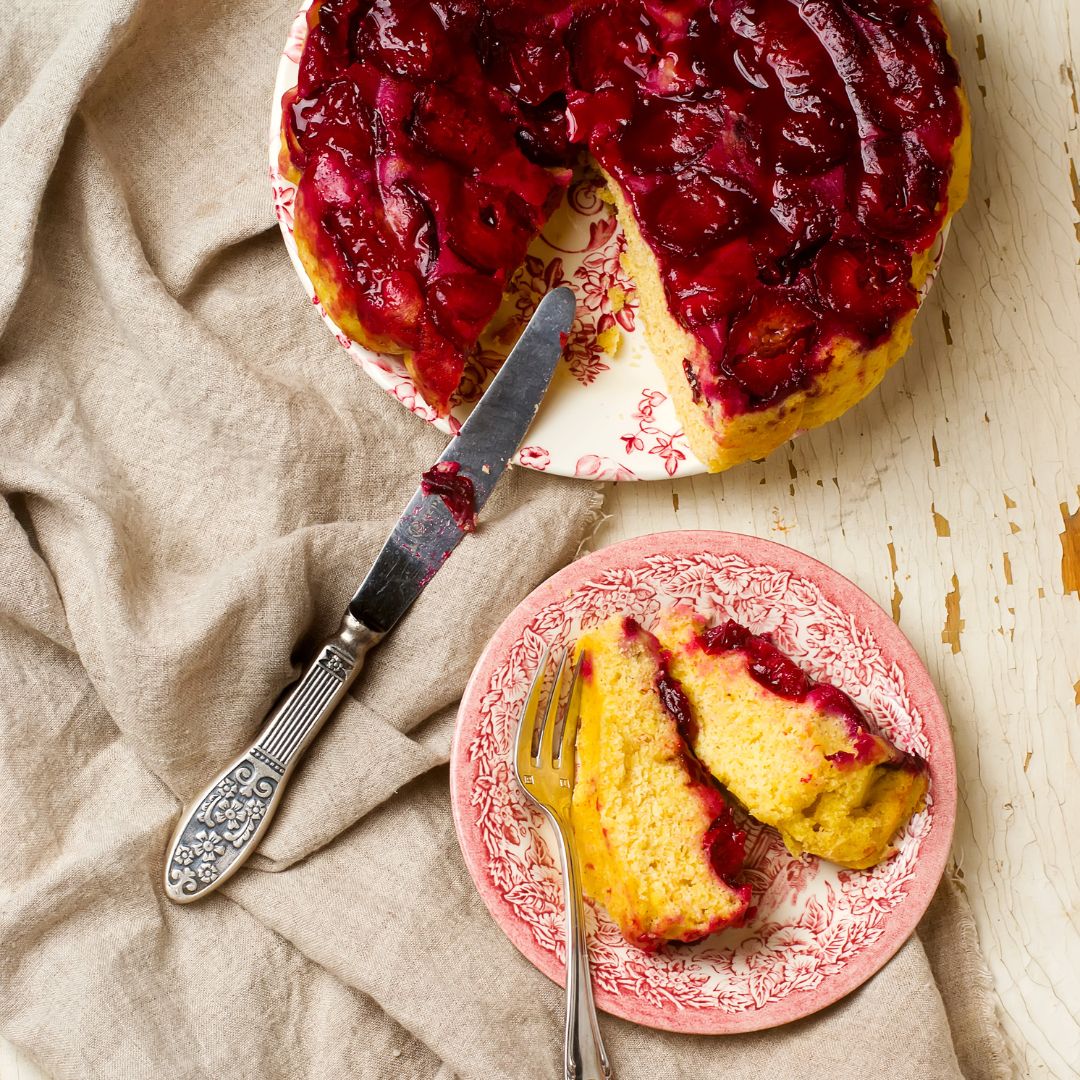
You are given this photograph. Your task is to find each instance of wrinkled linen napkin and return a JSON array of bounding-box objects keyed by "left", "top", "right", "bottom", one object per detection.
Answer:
[{"left": 0, "top": 2, "right": 1013, "bottom": 1077}]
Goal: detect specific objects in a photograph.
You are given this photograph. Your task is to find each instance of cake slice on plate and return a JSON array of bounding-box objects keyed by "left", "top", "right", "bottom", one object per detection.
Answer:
[
  {"left": 572, "top": 615, "right": 750, "bottom": 950},
  {"left": 654, "top": 608, "right": 927, "bottom": 869}
]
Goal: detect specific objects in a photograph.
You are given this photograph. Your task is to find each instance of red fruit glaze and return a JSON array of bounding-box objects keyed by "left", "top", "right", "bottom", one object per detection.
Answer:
[
  {"left": 697, "top": 616, "right": 925, "bottom": 771},
  {"left": 286, "top": 0, "right": 963, "bottom": 415},
  {"left": 420, "top": 460, "right": 477, "bottom": 531}
]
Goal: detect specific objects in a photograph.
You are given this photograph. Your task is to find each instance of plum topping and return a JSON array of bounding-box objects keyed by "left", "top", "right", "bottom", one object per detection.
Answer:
[
  {"left": 695, "top": 616, "right": 924, "bottom": 773},
  {"left": 421, "top": 460, "right": 477, "bottom": 531},
  {"left": 703, "top": 804, "right": 748, "bottom": 886},
  {"left": 286, "top": 0, "right": 962, "bottom": 417}
]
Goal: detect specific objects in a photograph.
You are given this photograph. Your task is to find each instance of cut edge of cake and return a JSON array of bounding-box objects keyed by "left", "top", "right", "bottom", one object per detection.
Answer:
[{"left": 605, "top": 83, "right": 972, "bottom": 473}]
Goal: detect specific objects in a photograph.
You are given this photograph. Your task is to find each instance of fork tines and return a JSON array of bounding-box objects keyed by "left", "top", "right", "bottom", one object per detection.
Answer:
[{"left": 513, "top": 647, "right": 582, "bottom": 798}]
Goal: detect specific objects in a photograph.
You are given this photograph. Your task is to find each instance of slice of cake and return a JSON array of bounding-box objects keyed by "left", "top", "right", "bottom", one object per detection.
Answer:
[
  {"left": 653, "top": 609, "right": 927, "bottom": 869},
  {"left": 572, "top": 615, "right": 750, "bottom": 950},
  {"left": 280, "top": 0, "right": 571, "bottom": 414}
]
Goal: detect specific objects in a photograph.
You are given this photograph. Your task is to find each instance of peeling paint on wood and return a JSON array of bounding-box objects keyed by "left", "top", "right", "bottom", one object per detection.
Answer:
[
  {"left": 887, "top": 541, "right": 903, "bottom": 624},
  {"left": 1059, "top": 495, "right": 1080, "bottom": 599},
  {"left": 931, "top": 434, "right": 940, "bottom": 467},
  {"left": 942, "top": 573, "right": 964, "bottom": 654},
  {"left": 942, "top": 308, "right": 953, "bottom": 345},
  {"left": 932, "top": 504, "right": 951, "bottom": 537},
  {"left": 1070, "top": 156, "right": 1080, "bottom": 244},
  {"left": 1024, "top": 751, "right": 1033, "bottom": 772},
  {"left": 1003, "top": 552, "right": 1013, "bottom": 585}
]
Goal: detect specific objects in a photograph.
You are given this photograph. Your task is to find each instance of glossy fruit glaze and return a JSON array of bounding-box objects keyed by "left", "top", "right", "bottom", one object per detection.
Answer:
[
  {"left": 420, "top": 459, "right": 476, "bottom": 530},
  {"left": 699, "top": 618, "right": 924, "bottom": 771},
  {"left": 622, "top": 617, "right": 750, "bottom": 893},
  {"left": 283, "top": 0, "right": 962, "bottom": 415}
]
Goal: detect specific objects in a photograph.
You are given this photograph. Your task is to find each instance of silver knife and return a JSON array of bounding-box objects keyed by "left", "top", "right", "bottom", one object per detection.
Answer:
[{"left": 164, "top": 286, "right": 576, "bottom": 903}]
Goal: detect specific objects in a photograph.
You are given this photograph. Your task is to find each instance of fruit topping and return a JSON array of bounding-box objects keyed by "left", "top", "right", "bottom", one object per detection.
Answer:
[
  {"left": 286, "top": 0, "right": 962, "bottom": 418},
  {"left": 420, "top": 460, "right": 477, "bottom": 531}
]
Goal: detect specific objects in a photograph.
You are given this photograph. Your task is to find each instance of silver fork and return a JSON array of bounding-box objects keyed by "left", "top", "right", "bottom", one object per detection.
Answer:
[{"left": 513, "top": 648, "right": 613, "bottom": 1080}]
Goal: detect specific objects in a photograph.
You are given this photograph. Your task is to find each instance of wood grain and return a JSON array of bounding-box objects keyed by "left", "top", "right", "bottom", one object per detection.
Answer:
[
  {"left": 1, "top": 0, "right": 1076, "bottom": 1077},
  {"left": 595, "top": 1, "right": 1080, "bottom": 1075}
]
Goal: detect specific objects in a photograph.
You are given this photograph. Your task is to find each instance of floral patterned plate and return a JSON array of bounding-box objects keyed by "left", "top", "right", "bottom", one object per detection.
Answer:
[{"left": 449, "top": 531, "right": 955, "bottom": 1033}]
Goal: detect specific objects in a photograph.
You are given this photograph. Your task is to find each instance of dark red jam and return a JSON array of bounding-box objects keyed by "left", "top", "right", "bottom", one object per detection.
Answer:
[
  {"left": 285, "top": 0, "right": 962, "bottom": 415},
  {"left": 420, "top": 460, "right": 476, "bottom": 530},
  {"left": 624, "top": 617, "right": 748, "bottom": 891},
  {"left": 698, "top": 616, "right": 924, "bottom": 771},
  {"left": 579, "top": 649, "right": 594, "bottom": 681}
]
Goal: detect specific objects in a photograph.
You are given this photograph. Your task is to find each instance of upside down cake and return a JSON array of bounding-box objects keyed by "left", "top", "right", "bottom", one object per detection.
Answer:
[{"left": 280, "top": 0, "right": 970, "bottom": 471}]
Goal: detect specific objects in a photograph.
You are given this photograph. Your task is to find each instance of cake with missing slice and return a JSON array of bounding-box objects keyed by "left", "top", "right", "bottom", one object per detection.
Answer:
[{"left": 281, "top": 0, "right": 969, "bottom": 469}]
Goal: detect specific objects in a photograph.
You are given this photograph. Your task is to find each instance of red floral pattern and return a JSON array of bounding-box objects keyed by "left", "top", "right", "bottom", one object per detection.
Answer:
[
  {"left": 464, "top": 549, "right": 936, "bottom": 1016},
  {"left": 619, "top": 389, "right": 688, "bottom": 477}
]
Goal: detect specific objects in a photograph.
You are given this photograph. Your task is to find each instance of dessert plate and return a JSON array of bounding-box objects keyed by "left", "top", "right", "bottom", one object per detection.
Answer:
[
  {"left": 270, "top": 9, "right": 946, "bottom": 481},
  {"left": 450, "top": 531, "right": 955, "bottom": 1033}
]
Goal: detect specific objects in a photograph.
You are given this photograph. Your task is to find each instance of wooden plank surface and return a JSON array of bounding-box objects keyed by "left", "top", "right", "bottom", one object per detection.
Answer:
[{"left": 1, "top": 0, "right": 1075, "bottom": 1076}]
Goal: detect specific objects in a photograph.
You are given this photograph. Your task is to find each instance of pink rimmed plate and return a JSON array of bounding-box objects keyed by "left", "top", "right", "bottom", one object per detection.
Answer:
[
  {"left": 269, "top": 10, "right": 948, "bottom": 482},
  {"left": 449, "top": 531, "right": 955, "bottom": 1033}
]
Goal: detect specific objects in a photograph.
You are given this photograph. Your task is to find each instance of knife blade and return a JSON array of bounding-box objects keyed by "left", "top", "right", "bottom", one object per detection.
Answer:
[
  {"left": 350, "top": 284, "right": 576, "bottom": 634},
  {"left": 163, "top": 285, "right": 576, "bottom": 903}
]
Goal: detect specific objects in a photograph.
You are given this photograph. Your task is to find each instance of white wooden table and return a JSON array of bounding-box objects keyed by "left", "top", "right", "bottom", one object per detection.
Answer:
[{"left": 2, "top": 0, "right": 1076, "bottom": 1076}]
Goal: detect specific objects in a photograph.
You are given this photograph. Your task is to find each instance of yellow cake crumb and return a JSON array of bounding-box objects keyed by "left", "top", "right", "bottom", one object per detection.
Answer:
[{"left": 572, "top": 617, "right": 748, "bottom": 949}]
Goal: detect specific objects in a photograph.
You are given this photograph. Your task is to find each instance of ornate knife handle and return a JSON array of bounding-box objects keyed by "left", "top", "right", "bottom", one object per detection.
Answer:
[{"left": 163, "top": 611, "right": 382, "bottom": 903}]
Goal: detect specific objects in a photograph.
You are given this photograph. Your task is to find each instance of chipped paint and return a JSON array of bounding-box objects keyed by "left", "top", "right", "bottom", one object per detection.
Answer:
[
  {"left": 1023, "top": 751, "right": 1032, "bottom": 772},
  {"left": 932, "top": 504, "right": 951, "bottom": 537},
  {"left": 1059, "top": 493, "right": 1080, "bottom": 599},
  {"left": 1003, "top": 551, "right": 1013, "bottom": 585},
  {"left": 1067, "top": 64, "right": 1079, "bottom": 115},
  {"left": 976, "top": 33, "right": 986, "bottom": 60},
  {"left": 931, "top": 435, "right": 940, "bottom": 468},
  {"left": 1071, "top": 155, "right": 1080, "bottom": 244},
  {"left": 1075, "top": 678, "right": 1080, "bottom": 705},
  {"left": 941, "top": 308, "right": 953, "bottom": 345},
  {"left": 672, "top": 491, "right": 679, "bottom": 513},
  {"left": 1004, "top": 494, "right": 1017, "bottom": 509},
  {"left": 942, "top": 573, "right": 964, "bottom": 653},
  {"left": 1010, "top": 522, "right": 1021, "bottom": 535},
  {"left": 1038, "top": 587, "right": 1046, "bottom": 599},
  {"left": 887, "top": 541, "right": 903, "bottom": 623}
]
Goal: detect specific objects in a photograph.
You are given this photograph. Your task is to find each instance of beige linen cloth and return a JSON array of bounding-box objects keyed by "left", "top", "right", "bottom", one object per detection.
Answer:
[{"left": 0, "top": 2, "right": 1013, "bottom": 1077}]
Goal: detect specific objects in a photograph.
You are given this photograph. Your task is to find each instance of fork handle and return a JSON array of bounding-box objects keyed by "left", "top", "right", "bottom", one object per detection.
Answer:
[
  {"left": 163, "top": 610, "right": 383, "bottom": 903},
  {"left": 555, "top": 820, "right": 612, "bottom": 1080}
]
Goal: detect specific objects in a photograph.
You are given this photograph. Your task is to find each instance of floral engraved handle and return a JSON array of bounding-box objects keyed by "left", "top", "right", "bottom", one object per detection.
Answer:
[{"left": 164, "top": 612, "right": 383, "bottom": 903}]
